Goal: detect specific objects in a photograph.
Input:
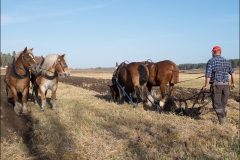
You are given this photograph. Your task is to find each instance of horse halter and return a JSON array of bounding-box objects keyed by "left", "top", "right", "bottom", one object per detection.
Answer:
[
  {"left": 22, "top": 52, "right": 36, "bottom": 68},
  {"left": 57, "top": 55, "right": 68, "bottom": 72}
]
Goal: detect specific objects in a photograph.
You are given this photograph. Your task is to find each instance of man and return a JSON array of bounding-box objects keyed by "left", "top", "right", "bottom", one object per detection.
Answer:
[{"left": 202, "top": 46, "right": 236, "bottom": 125}]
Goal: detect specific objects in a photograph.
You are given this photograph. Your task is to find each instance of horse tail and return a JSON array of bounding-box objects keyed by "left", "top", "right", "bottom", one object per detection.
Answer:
[{"left": 138, "top": 64, "right": 148, "bottom": 85}]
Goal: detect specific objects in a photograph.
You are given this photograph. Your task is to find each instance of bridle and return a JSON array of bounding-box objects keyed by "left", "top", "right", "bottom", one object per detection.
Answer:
[
  {"left": 22, "top": 52, "right": 36, "bottom": 68},
  {"left": 10, "top": 52, "right": 36, "bottom": 79},
  {"left": 57, "top": 55, "right": 68, "bottom": 72}
]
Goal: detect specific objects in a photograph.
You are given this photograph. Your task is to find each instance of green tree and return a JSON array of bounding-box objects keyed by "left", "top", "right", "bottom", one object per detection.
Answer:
[{"left": 12, "top": 51, "right": 16, "bottom": 57}]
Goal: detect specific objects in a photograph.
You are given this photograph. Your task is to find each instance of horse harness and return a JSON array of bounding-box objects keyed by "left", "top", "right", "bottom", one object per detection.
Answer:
[
  {"left": 37, "top": 55, "right": 68, "bottom": 80},
  {"left": 10, "top": 58, "right": 30, "bottom": 79}
]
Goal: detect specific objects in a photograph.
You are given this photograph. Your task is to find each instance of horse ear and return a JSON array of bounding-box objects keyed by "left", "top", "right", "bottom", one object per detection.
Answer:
[
  {"left": 115, "top": 62, "right": 118, "bottom": 70},
  {"left": 30, "top": 48, "right": 34, "bottom": 51},
  {"left": 23, "top": 47, "right": 27, "bottom": 52},
  {"left": 61, "top": 54, "right": 66, "bottom": 59}
]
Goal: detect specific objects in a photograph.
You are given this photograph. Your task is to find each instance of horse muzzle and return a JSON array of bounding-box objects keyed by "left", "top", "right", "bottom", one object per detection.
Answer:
[
  {"left": 30, "top": 66, "right": 37, "bottom": 74},
  {"left": 60, "top": 71, "right": 70, "bottom": 78}
]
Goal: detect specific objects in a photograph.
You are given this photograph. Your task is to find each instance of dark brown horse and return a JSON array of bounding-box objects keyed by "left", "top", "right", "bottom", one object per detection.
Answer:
[
  {"left": 31, "top": 54, "right": 70, "bottom": 110},
  {"left": 144, "top": 60, "right": 179, "bottom": 107},
  {"left": 5, "top": 47, "right": 37, "bottom": 115},
  {"left": 109, "top": 62, "right": 149, "bottom": 107}
]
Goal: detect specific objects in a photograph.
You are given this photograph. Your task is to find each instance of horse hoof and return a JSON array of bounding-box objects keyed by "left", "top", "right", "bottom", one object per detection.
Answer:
[
  {"left": 52, "top": 107, "right": 57, "bottom": 110},
  {"left": 14, "top": 111, "right": 21, "bottom": 115},
  {"left": 22, "top": 111, "right": 28, "bottom": 115},
  {"left": 41, "top": 108, "right": 45, "bottom": 111}
]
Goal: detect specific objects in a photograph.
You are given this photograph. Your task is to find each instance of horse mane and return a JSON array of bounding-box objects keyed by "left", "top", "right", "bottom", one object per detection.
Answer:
[
  {"left": 15, "top": 49, "right": 34, "bottom": 60},
  {"left": 40, "top": 54, "right": 59, "bottom": 75},
  {"left": 14, "top": 51, "right": 23, "bottom": 60},
  {"left": 112, "top": 62, "right": 127, "bottom": 80}
]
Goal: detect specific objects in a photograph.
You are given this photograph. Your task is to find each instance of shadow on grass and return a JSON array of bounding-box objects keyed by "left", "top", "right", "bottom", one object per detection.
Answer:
[
  {"left": 95, "top": 94, "right": 112, "bottom": 102},
  {"left": 3, "top": 99, "right": 79, "bottom": 159},
  {"left": 26, "top": 108, "right": 82, "bottom": 159}
]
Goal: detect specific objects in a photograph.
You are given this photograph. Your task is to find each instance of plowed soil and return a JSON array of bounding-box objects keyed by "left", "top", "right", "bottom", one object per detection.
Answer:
[{"left": 59, "top": 76, "right": 239, "bottom": 102}]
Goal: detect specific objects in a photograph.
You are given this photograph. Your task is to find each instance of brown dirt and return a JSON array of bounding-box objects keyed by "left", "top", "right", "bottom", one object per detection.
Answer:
[
  {"left": 0, "top": 75, "right": 32, "bottom": 144},
  {"left": 59, "top": 76, "right": 239, "bottom": 102}
]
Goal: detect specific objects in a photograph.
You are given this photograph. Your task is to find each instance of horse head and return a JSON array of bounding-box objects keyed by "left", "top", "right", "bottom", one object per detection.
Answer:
[
  {"left": 108, "top": 84, "right": 119, "bottom": 103},
  {"left": 55, "top": 54, "right": 70, "bottom": 78},
  {"left": 21, "top": 47, "right": 38, "bottom": 74}
]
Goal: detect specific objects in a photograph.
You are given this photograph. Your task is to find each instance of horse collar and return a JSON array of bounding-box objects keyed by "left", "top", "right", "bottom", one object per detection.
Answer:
[
  {"left": 10, "top": 58, "right": 30, "bottom": 79},
  {"left": 43, "top": 71, "right": 58, "bottom": 80}
]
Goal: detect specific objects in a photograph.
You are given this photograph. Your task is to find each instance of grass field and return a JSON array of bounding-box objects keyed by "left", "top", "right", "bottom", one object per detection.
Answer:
[{"left": 1, "top": 68, "right": 239, "bottom": 159}]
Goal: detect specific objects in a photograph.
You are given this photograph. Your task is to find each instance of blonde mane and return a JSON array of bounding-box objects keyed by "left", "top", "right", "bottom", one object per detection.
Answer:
[
  {"left": 15, "top": 51, "right": 23, "bottom": 60},
  {"left": 40, "top": 54, "right": 59, "bottom": 75}
]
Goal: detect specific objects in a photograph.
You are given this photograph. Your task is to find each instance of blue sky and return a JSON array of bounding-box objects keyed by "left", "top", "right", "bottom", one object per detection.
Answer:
[{"left": 1, "top": 0, "right": 239, "bottom": 68}]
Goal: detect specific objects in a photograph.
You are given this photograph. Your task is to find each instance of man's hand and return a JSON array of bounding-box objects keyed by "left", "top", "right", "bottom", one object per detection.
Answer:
[
  {"left": 231, "top": 83, "right": 235, "bottom": 90},
  {"left": 202, "top": 85, "right": 208, "bottom": 90},
  {"left": 203, "top": 77, "right": 210, "bottom": 90}
]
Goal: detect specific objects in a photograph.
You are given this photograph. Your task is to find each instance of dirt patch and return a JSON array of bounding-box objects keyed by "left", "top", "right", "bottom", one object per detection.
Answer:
[
  {"left": 59, "top": 76, "right": 112, "bottom": 94},
  {"left": 0, "top": 75, "right": 32, "bottom": 144},
  {"left": 59, "top": 76, "right": 239, "bottom": 102}
]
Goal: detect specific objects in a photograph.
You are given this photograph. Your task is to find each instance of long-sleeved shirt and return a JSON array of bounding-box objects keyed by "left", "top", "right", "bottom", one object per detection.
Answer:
[{"left": 205, "top": 55, "right": 234, "bottom": 83}]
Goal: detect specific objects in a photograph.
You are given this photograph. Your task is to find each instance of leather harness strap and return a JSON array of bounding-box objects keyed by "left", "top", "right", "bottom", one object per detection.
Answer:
[{"left": 10, "top": 58, "right": 30, "bottom": 79}]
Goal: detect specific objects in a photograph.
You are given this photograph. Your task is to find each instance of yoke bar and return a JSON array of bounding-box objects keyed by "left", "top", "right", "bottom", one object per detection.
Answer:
[{"left": 116, "top": 81, "right": 138, "bottom": 108}]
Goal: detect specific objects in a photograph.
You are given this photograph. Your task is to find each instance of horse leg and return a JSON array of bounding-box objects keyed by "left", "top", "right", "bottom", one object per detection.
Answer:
[
  {"left": 169, "top": 83, "right": 174, "bottom": 96},
  {"left": 10, "top": 86, "right": 21, "bottom": 115},
  {"left": 117, "top": 86, "right": 124, "bottom": 104},
  {"left": 22, "top": 87, "right": 29, "bottom": 115},
  {"left": 33, "top": 85, "right": 39, "bottom": 104},
  {"left": 133, "top": 86, "right": 139, "bottom": 107},
  {"left": 159, "top": 84, "right": 167, "bottom": 107},
  {"left": 51, "top": 84, "right": 58, "bottom": 110},
  {"left": 137, "top": 85, "right": 145, "bottom": 108},
  {"left": 146, "top": 85, "right": 153, "bottom": 106},
  {"left": 39, "top": 85, "right": 47, "bottom": 111},
  {"left": 119, "top": 89, "right": 124, "bottom": 104},
  {"left": 141, "top": 84, "right": 148, "bottom": 104}
]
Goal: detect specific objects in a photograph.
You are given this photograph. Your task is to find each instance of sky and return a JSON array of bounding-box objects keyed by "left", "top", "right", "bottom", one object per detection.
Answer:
[{"left": 1, "top": 0, "right": 239, "bottom": 68}]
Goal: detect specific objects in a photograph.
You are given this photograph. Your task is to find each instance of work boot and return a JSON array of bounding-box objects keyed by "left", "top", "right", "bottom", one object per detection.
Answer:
[{"left": 218, "top": 117, "right": 226, "bottom": 125}]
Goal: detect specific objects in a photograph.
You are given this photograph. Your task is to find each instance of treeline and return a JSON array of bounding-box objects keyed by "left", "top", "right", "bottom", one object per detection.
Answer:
[
  {"left": 1, "top": 51, "right": 239, "bottom": 69},
  {"left": 178, "top": 59, "right": 239, "bottom": 70},
  {"left": 0, "top": 51, "right": 16, "bottom": 67}
]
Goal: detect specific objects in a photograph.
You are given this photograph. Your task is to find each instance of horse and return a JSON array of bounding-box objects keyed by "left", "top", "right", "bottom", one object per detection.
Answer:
[
  {"left": 4, "top": 47, "right": 38, "bottom": 115},
  {"left": 109, "top": 62, "right": 149, "bottom": 107},
  {"left": 144, "top": 60, "right": 179, "bottom": 107},
  {"left": 31, "top": 54, "right": 70, "bottom": 110}
]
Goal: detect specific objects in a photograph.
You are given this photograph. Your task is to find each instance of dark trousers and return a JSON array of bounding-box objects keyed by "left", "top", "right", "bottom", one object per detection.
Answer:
[{"left": 211, "top": 85, "right": 230, "bottom": 118}]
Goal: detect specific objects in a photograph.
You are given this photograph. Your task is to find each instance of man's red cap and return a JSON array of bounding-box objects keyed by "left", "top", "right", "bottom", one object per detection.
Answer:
[{"left": 212, "top": 46, "right": 221, "bottom": 52}]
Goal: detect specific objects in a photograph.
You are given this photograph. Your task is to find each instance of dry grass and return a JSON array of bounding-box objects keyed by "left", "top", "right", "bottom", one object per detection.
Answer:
[
  {"left": 1, "top": 81, "right": 239, "bottom": 159},
  {"left": 1, "top": 68, "right": 7, "bottom": 75}
]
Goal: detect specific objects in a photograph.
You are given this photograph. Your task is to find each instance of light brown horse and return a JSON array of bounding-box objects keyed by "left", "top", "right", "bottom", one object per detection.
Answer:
[
  {"left": 109, "top": 62, "right": 149, "bottom": 107},
  {"left": 144, "top": 60, "right": 179, "bottom": 107},
  {"left": 31, "top": 54, "right": 70, "bottom": 110},
  {"left": 5, "top": 47, "right": 37, "bottom": 115}
]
